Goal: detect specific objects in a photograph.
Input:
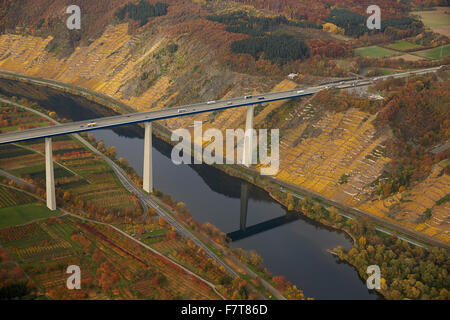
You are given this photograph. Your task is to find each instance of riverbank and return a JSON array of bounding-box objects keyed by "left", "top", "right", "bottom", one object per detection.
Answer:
[
  {"left": 1, "top": 72, "right": 449, "bottom": 299},
  {"left": 0, "top": 69, "right": 446, "bottom": 251},
  {"left": 150, "top": 123, "right": 444, "bottom": 250},
  {"left": 0, "top": 94, "right": 291, "bottom": 300}
]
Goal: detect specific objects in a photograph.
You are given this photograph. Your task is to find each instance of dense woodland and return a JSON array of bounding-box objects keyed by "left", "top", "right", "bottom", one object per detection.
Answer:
[
  {"left": 231, "top": 34, "right": 310, "bottom": 65},
  {"left": 207, "top": 11, "right": 320, "bottom": 37},
  {"left": 115, "top": 0, "right": 168, "bottom": 26},
  {"left": 263, "top": 189, "right": 450, "bottom": 300},
  {"left": 207, "top": 11, "right": 314, "bottom": 65},
  {"left": 325, "top": 8, "right": 424, "bottom": 38},
  {"left": 231, "top": 0, "right": 445, "bottom": 22},
  {"left": 333, "top": 219, "right": 450, "bottom": 300},
  {"left": 375, "top": 76, "right": 449, "bottom": 197},
  {"left": 0, "top": 0, "right": 449, "bottom": 301}
]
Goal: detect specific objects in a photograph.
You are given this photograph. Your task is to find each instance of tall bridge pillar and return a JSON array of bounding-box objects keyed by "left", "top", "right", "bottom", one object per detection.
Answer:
[
  {"left": 45, "top": 138, "right": 56, "bottom": 211},
  {"left": 243, "top": 105, "right": 254, "bottom": 167},
  {"left": 143, "top": 122, "right": 153, "bottom": 193}
]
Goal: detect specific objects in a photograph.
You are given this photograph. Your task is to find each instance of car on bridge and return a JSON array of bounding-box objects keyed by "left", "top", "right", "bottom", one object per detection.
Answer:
[
  {"left": 177, "top": 109, "right": 188, "bottom": 113},
  {"left": 207, "top": 101, "right": 216, "bottom": 105}
]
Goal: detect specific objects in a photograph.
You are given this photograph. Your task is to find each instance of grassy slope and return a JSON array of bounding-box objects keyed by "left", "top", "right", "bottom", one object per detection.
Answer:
[
  {"left": 0, "top": 203, "right": 59, "bottom": 228},
  {"left": 355, "top": 46, "right": 400, "bottom": 58},
  {"left": 387, "top": 40, "right": 424, "bottom": 51},
  {"left": 0, "top": 102, "right": 136, "bottom": 211},
  {"left": 414, "top": 8, "right": 450, "bottom": 27},
  {"left": 413, "top": 44, "right": 450, "bottom": 59}
]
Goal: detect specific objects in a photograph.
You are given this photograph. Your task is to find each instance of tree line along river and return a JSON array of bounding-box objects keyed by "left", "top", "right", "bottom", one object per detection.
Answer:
[{"left": 0, "top": 78, "right": 381, "bottom": 299}]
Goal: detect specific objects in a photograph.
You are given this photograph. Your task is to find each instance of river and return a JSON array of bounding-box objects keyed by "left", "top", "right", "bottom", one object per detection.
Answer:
[{"left": 0, "top": 78, "right": 380, "bottom": 300}]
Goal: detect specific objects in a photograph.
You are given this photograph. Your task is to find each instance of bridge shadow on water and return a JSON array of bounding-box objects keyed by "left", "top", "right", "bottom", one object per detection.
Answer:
[
  {"left": 0, "top": 77, "right": 383, "bottom": 299},
  {"left": 151, "top": 135, "right": 302, "bottom": 240},
  {"left": 227, "top": 181, "right": 301, "bottom": 241}
]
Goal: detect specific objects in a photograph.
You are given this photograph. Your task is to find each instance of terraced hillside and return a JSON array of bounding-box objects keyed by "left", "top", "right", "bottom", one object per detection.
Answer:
[
  {"left": 0, "top": 0, "right": 448, "bottom": 247},
  {"left": 0, "top": 215, "right": 221, "bottom": 299},
  {"left": 0, "top": 100, "right": 139, "bottom": 217}
]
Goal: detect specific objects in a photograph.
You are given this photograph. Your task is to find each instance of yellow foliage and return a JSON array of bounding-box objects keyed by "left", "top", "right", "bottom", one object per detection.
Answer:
[{"left": 322, "top": 23, "right": 344, "bottom": 35}]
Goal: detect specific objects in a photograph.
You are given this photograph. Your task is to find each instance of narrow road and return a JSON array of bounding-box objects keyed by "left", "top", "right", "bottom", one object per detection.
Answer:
[
  {"left": 0, "top": 182, "right": 225, "bottom": 299},
  {"left": 270, "top": 170, "right": 449, "bottom": 249},
  {"left": 225, "top": 254, "right": 286, "bottom": 300},
  {"left": 280, "top": 187, "right": 427, "bottom": 249},
  {"left": 0, "top": 97, "right": 239, "bottom": 277},
  {"left": 11, "top": 142, "right": 89, "bottom": 183},
  {"left": 0, "top": 169, "right": 35, "bottom": 190},
  {"left": 65, "top": 212, "right": 226, "bottom": 300}
]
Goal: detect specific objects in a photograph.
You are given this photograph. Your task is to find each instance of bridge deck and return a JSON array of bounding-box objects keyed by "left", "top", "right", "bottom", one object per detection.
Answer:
[{"left": 0, "top": 66, "right": 442, "bottom": 145}]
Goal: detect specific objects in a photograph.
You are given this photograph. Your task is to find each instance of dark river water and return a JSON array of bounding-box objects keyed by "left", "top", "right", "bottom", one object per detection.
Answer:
[{"left": 0, "top": 78, "right": 380, "bottom": 299}]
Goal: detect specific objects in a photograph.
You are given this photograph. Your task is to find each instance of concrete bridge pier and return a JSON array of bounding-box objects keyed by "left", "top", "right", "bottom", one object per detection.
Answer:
[
  {"left": 143, "top": 122, "right": 153, "bottom": 193},
  {"left": 45, "top": 138, "right": 56, "bottom": 211},
  {"left": 243, "top": 105, "right": 254, "bottom": 167}
]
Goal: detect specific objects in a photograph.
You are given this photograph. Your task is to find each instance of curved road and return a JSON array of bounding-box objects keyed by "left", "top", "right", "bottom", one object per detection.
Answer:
[
  {"left": 0, "top": 97, "right": 239, "bottom": 276},
  {"left": 0, "top": 96, "right": 295, "bottom": 299}
]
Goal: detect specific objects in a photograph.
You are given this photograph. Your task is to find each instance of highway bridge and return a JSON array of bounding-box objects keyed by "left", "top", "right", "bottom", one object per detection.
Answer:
[{"left": 0, "top": 66, "right": 444, "bottom": 210}]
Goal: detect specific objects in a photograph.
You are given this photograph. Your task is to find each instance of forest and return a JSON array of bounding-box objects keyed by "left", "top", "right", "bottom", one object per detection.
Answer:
[
  {"left": 115, "top": 1, "right": 168, "bottom": 26},
  {"left": 265, "top": 189, "right": 450, "bottom": 300},
  {"left": 332, "top": 217, "right": 450, "bottom": 300},
  {"left": 206, "top": 11, "right": 320, "bottom": 37},
  {"left": 325, "top": 8, "right": 423, "bottom": 38},
  {"left": 374, "top": 76, "right": 449, "bottom": 197},
  {"left": 231, "top": 34, "right": 310, "bottom": 65}
]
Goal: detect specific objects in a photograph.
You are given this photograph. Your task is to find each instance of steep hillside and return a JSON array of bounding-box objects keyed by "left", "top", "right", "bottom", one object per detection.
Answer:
[{"left": 0, "top": 0, "right": 448, "bottom": 246}]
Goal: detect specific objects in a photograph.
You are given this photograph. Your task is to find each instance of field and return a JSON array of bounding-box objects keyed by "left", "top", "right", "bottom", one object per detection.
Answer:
[
  {"left": 386, "top": 40, "right": 424, "bottom": 51},
  {"left": 415, "top": 7, "right": 450, "bottom": 27},
  {"left": 412, "top": 44, "right": 450, "bottom": 60},
  {"left": 118, "top": 219, "right": 230, "bottom": 285},
  {"left": 0, "top": 102, "right": 52, "bottom": 134},
  {"left": 0, "top": 102, "right": 137, "bottom": 215},
  {"left": 354, "top": 46, "right": 400, "bottom": 58},
  {"left": 389, "top": 53, "right": 424, "bottom": 61},
  {"left": 414, "top": 7, "right": 450, "bottom": 37},
  {"left": 0, "top": 203, "right": 59, "bottom": 228},
  {"left": 0, "top": 184, "right": 57, "bottom": 229},
  {"left": 0, "top": 215, "right": 221, "bottom": 299},
  {"left": 0, "top": 100, "right": 234, "bottom": 299},
  {"left": 0, "top": 185, "right": 34, "bottom": 208}
]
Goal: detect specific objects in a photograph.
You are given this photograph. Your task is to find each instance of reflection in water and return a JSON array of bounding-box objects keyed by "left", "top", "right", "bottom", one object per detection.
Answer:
[
  {"left": 229, "top": 181, "right": 302, "bottom": 241},
  {"left": 240, "top": 182, "right": 249, "bottom": 232},
  {"left": 0, "top": 78, "right": 381, "bottom": 299}
]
